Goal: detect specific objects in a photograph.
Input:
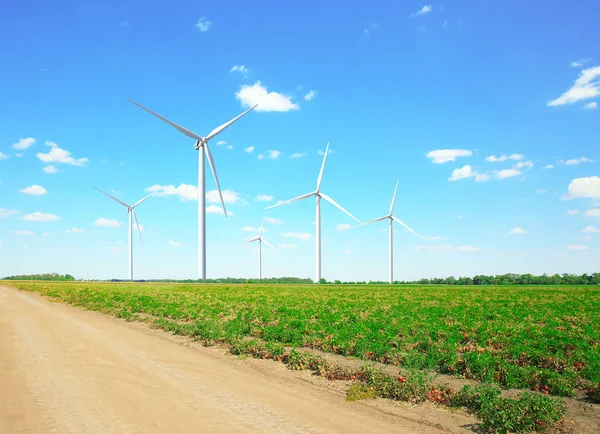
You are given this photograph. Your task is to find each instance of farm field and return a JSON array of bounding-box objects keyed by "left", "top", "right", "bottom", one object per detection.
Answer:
[{"left": 6, "top": 281, "right": 600, "bottom": 401}]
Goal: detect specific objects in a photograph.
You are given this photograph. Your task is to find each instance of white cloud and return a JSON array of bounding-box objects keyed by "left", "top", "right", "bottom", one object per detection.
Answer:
[
  {"left": 236, "top": 81, "right": 299, "bottom": 112},
  {"left": 258, "top": 150, "right": 280, "bottom": 160},
  {"left": 585, "top": 209, "right": 600, "bottom": 217},
  {"left": 566, "top": 209, "right": 579, "bottom": 215},
  {"left": 508, "top": 227, "right": 527, "bottom": 235},
  {"left": 22, "top": 212, "right": 59, "bottom": 222},
  {"left": 146, "top": 183, "right": 198, "bottom": 201},
  {"left": 266, "top": 217, "right": 283, "bottom": 224},
  {"left": 547, "top": 65, "right": 600, "bottom": 106},
  {"left": 290, "top": 152, "right": 307, "bottom": 159},
  {"left": 337, "top": 223, "right": 353, "bottom": 231},
  {"left": 65, "top": 228, "right": 84, "bottom": 233},
  {"left": 195, "top": 17, "right": 212, "bottom": 32},
  {"left": 216, "top": 140, "right": 227, "bottom": 146},
  {"left": 486, "top": 154, "right": 524, "bottom": 163},
  {"left": 412, "top": 5, "right": 432, "bottom": 16},
  {"left": 317, "top": 148, "right": 334, "bottom": 156},
  {"left": 561, "top": 157, "right": 594, "bottom": 165},
  {"left": 536, "top": 189, "right": 547, "bottom": 194},
  {"left": 16, "top": 153, "right": 24, "bottom": 157},
  {"left": 427, "top": 149, "right": 472, "bottom": 164},
  {"left": 227, "top": 145, "right": 233, "bottom": 150},
  {"left": 282, "top": 232, "right": 312, "bottom": 241},
  {"left": 256, "top": 194, "right": 273, "bottom": 202},
  {"left": 582, "top": 226, "right": 600, "bottom": 233},
  {"left": 542, "top": 164, "right": 554, "bottom": 169},
  {"left": 168, "top": 240, "right": 181, "bottom": 247},
  {"left": 457, "top": 245, "right": 481, "bottom": 252},
  {"left": 304, "top": 90, "right": 316, "bottom": 101},
  {"left": 206, "top": 189, "right": 240, "bottom": 204},
  {"left": 94, "top": 218, "right": 121, "bottom": 228},
  {"left": 584, "top": 101, "right": 598, "bottom": 109},
  {"left": 206, "top": 205, "right": 231, "bottom": 215},
  {"left": 11, "top": 230, "right": 34, "bottom": 236},
  {"left": 12, "top": 137, "right": 36, "bottom": 150},
  {"left": 244, "top": 146, "right": 255, "bottom": 153},
  {"left": 0, "top": 208, "right": 19, "bottom": 218},
  {"left": 475, "top": 173, "right": 491, "bottom": 182},
  {"left": 422, "top": 235, "right": 447, "bottom": 241},
  {"left": 36, "top": 140, "right": 88, "bottom": 166},
  {"left": 567, "top": 177, "right": 600, "bottom": 199},
  {"left": 0, "top": 152, "right": 8, "bottom": 160},
  {"left": 279, "top": 243, "right": 297, "bottom": 249},
  {"left": 449, "top": 165, "right": 477, "bottom": 181},
  {"left": 345, "top": 249, "right": 352, "bottom": 254},
  {"left": 514, "top": 160, "right": 534, "bottom": 169},
  {"left": 43, "top": 164, "right": 59, "bottom": 174},
  {"left": 496, "top": 169, "right": 522, "bottom": 179},
  {"left": 229, "top": 65, "right": 250, "bottom": 77},
  {"left": 19, "top": 185, "right": 48, "bottom": 195},
  {"left": 567, "top": 245, "right": 588, "bottom": 251},
  {"left": 571, "top": 59, "right": 589, "bottom": 68}
]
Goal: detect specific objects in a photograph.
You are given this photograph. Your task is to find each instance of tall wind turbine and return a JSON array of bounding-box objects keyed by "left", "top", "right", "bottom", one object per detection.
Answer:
[
  {"left": 127, "top": 98, "right": 257, "bottom": 279},
  {"left": 93, "top": 187, "right": 153, "bottom": 280},
  {"left": 265, "top": 143, "right": 361, "bottom": 283},
  {"left": 353, "top": 181, "right": 422, "bottom": 284},
  {"left": 245, "top": 217, "right": 279, "bottom": 279}
]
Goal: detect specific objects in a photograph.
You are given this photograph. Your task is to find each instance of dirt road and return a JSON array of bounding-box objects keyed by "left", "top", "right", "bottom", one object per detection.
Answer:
[{"left": 0, "top": 286, "right": 471, "bottom": 433}]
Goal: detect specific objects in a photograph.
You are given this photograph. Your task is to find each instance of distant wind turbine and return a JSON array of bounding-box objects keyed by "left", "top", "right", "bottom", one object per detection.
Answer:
[
  {"left": 93, "top": 187, "right": 153, "bottom": 280},
  {"left": 127, "top": 98, "right": 257, "bottom": 279},
  {"left": 353, "top": 180, "right": 422, "bottom": 283},
  {"left": 245, "top": 217, "right": 279, "bottom": 279},
  {"left": 265, "top": 143, "right": 360, "bottom": 283}
]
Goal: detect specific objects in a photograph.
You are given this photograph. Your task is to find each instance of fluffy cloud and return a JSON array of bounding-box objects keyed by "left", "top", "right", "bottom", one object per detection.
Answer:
[
  {"left": 571, "top": 59, "right": 589, "bottom": 68},
  {"left": 168, "top": 240, "right": 181, "bottom": 247},
  {"left": 582, "top": 226, "right": 599, "bottom": 233},
  {"left": 0, "top": 208, "right": 19, "bottom": 217},
  {"left": 244, "top": 146, "right": 255, "bottom": 153},
  {"left": 43, "top": 165, "right": 59, "bottom": 174},
  {"left": 216, "top": 141, "right": 227, "bottom": 146},
  {"left": 337, "top": 223, "right": 353, "bottom": 231},
  {"left": 585, "top": 209, "right": 600, "bottom": 217},
  {"left": 229, "top": 65, "right": 250, "bottom": 77},
  {"left": 195, "top": 17, "right": 212, "bottom": 32},
  {"left": 236, "top": 81, "right": 299, "bottom": 112},
  {"left": 19, "top": 185, "right": 48, "bottom": 195},
  {"left": 279, "top": 243, "right": 297, "bottom": 249},
  {"left": 11, "top": 230, "right": 34, "bottom": 236},
  {"left": 266, "top": 217, "right": 283, "bottom": 224},
  {"left": 146, "top": 183, "right": 198, "bottom": 201},
  {"left": 36, "top": 140, "right": 88, "bottom": 166},
  {"left": 427, "top": 149, "right": 472, "bottom": 164},
  {"left": 206, "top": 189, "right": 240, "bottom": 204},
  {"left": 281, "top": 232, "right": 312, "bottom": 241},
  {"left": 449, "top": 165, "right": 489, "bottom": 182},
  {"left": 22, "top": 212, "right": 59, "bottom": 222},
  {"left": 256, "top": 194, "right": 273, "bottom": 202},
  {"left": 560, "top": 157, "right": 594, "bottom": 165},
  {"left": 508, "top": 227, "right": 527, "bottom": 235},
  {"left": 258, "top": 150, "right": 280, "bottom": 160},
  {"left": 547, "top": 65, "right": 600, "bottom": 106},
  {"left": 206, "top": 205, "right": 231, "bottom": 215},
  {"left": 584, "top": 102, "right": 598, "bottom": 109},
  {"left": 514, "top": 160, "right": 534, "bottom": 169},
  {"left": 496, "top": 169, "right": 522, "bottom": 179},
  {"left": 542, "top": 164, "right": 554, "bottom": 169},
  {"left": 290, "top": 152, "right": 307, "bottom": 159},
  {"left": 65, "top": 228, "right": 84, "bottom": 233},
  {"left": 94, "top": 218, "right": 121, "bottom": 228},
  {"left": 566, "top": 209, "right": 579, "bottom": 215},
  {"left": 566, "top": 245, "right": 588, "bottom": 251},
  {"left": 12, "top": 137, "right": 36, "bottom": 150},
  {"left": 412, "top": 5, "right": 432, "bottom": 16},
  {"left": 567, "top": 176, "right": 600, "bottom": 199},
  {"left": 486, "top": 154, "right": 524, "bottom": 163},
  {"left": 304, "top": 90, "right": 316, "bottom": 101}
]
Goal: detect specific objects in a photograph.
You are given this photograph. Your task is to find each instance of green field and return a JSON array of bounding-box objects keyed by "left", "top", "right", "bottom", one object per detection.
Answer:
[{"left": 5, "top": 281, "right": 600, "bottom": 400}]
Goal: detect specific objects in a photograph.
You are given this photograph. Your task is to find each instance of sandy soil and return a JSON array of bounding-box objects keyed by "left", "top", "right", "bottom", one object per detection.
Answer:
[{"left": 0, "top": 285, "right": 479, "bottom": 433}]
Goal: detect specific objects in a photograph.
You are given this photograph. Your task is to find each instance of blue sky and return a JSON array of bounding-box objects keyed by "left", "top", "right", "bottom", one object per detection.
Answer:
[{"left": 1, "top": 0, "right": 599, "bottom": 281}]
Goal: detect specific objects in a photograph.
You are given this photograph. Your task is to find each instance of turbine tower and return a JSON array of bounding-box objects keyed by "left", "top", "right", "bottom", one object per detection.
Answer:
[
  {"left": 353, "top": 181, "right": 422, "bottom": 283},
  {"left": 93, "top": 187, "right": 153, "bottom": 280},
  {"left": 245, "top": 217, "right": 278, "bottom": 279},
  {"left": 127, "top": 98, "right": 257, "bottom": 279},
  {"left": 265, "top": 143, "right": 360, "bottom": 283}
]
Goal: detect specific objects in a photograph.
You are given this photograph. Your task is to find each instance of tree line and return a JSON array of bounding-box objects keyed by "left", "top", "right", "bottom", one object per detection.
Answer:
[{"left": 2, "top": 273, "right": 75, "bottom": 281}]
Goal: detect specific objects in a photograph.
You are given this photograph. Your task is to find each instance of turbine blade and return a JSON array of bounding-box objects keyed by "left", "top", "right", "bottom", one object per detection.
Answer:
[
  {"left": 245, "top": 237, "right": 259, "bottom": 243},
  {"left": 262, "top": 238, "right": 279, "bottom": 253},
  {"left": 132, "top": 209, "right": 143, "bottom": 246},
  {"left": 259, "top": 217, "right": 265, "bottom": 237},
  {"left": 204, "top": 144, "right": 228, "bottom": 217},
  {"left": 392, "top": 216, "right": 423, "bottom": 239},
  {"left": 319, "top": 192, "right": 361, "bottom": 224},
  {"left": 127, "top": 98, "right": 203, "bottom": 141},
  {"left": 355, "top": 216, "right": 388, "bottom": 228},
  {"left": 132, "top": 192, "right": 154, "bottom": 209},
  {"left": 93, "top": 187, "right": 130, "bottom": 208},
  {"left": 389, "top": 180, "right": 399, "bottom": 214},
  {"left": 316, "top": 142, "right": 330, "bottom": 192},
  {"left": 206, "top": 104, "right": 258, "bottom": 141},
  {"left": 264, "top": 192, "right": 314, "bottom": 210}
]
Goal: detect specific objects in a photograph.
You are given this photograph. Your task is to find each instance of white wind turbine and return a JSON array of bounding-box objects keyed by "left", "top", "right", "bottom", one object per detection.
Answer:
[
  {"left": 127, "top": 98, "right": 257, "bottom": 279},
  {"left": 93, "top": 187, "right": 153, "bottom": 280},
  {"left": 265, "top": 143, "right": 361, "bottom": 283},
  {"left": 245, "top": 217, "right": 279, "bottom": 279},
  {"left": 353, "top": 180, "right": 422, "bottom": 284}
]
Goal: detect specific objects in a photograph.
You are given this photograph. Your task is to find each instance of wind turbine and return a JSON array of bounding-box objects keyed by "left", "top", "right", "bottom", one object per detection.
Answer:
[
  {"left": 127, "top": 98, "right": 257, "bottom": 280},
  {"left": 93, "top": 187, "right": 153, "bottom": 280},
  {"left": 265, "top": 143, "right": 361, "bottom": 283},
  {"left": 245, "top": 217, "right": 279, "bottom": 279},
  {"left": 353, "top": 181, "right": 422, "bottom": 284}
]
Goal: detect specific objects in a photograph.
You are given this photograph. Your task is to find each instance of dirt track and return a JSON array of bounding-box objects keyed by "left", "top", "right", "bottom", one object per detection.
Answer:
[{"left": 0, "top": 286, "right": 477, "bottom": 433}]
